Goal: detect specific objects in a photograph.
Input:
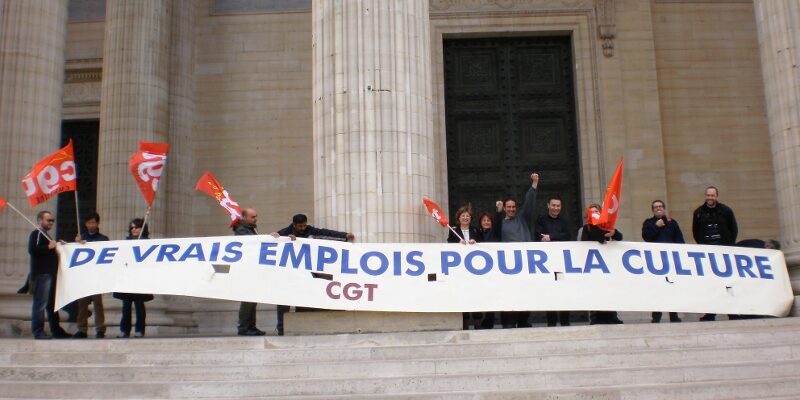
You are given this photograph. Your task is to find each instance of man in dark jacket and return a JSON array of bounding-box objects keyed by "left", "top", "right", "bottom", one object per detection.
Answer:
[
  {"left": 234, "top": 208, "right": 267, "bottom": 336},
  {"left": 73, "top": 212, "right": 109, "bottom": 338},
  {"left": 642, "top": 200, "right": 684, "bottom": 323},
  {"left": 535, "top": 195, "right": 573, "bottom": 327},
  {"left": 494, "top": 172, "right": 539, "bottom": 328},
  {"left": 692, "top": 186, "right": 738, "bottom": 321},
  {"left": 273, "top": 214, "right": 354, "bottom": 335},
  {"left": 28, "top": 211, "right": 69, "bottom": 339}
]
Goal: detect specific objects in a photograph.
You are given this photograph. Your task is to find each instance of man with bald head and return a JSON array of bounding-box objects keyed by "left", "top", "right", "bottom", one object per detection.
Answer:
[
  {"left": 692, "top": 186, "right": 738, "bottom": 321},
  {"left": 234, "top": 207, "right": 267, "bottom": 335}
]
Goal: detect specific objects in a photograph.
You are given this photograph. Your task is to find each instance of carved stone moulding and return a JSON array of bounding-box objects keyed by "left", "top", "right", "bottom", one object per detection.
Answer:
[{"left": 430, "top": 0, "right": 616, "bottom": 57}]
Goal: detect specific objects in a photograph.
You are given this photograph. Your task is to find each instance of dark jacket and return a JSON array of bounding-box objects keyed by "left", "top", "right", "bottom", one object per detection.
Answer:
[
  {"left": 233, "top": 221, "right": 258, "bottom": 236},
  {"left": 447, "top": 226, "right": 481, "bottom": 243},
  {"left": 642, "top": 216, "right": 685, "bottom": 244},
  {"left": 28, "top": 229, "right": 57, "bottom": 276},
  {"left": 113, "top": 233, "right": 154, "bottom": 302},
  {"left": 493, "top": 186, "right": 537, "bottom": 242},
  {"left": 277, "top": 224, "right": 348, "bottom": 240},
  {"left": 580, "top": 224, "right": 622, "bottom": 243},
  {"left": 81, "top": 231, "right": 110, "bottom": 242},
  {"left": 476, "top": 227, "right": 499, "bottom": 243},
  {"left": 692, "top": 202, "right": 738, "bottom": 245},
  {"left": 534, "top": 214, "right": 573, "bottom": 242}
]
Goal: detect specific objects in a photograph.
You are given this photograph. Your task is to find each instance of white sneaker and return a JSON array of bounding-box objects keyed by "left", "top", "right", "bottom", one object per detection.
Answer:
[{"left": 133, "top": 332, "right": 144, "bottom": 338}]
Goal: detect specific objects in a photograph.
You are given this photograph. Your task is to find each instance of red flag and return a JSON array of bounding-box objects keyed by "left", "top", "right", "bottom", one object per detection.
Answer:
[
  {"left": 129, "top": 141, "right": 169, "bottom": 206},
  {"left": 0, "top": 196, "right": 6, "bottom": 212},
  {"left": 22, "top": 140, "right": 77, "bottom": 207},
  {"left": 598, "top": 158, "right": 624, "bottom": 231},
  {"left": 195, "top": 172, "right": 242, "bottom": 225},
  {"left": 422, "top": 197, "right": 449, "bottom": 227}
]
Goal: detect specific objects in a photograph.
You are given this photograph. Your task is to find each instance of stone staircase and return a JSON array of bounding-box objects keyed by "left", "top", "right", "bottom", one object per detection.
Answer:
[{"left": 1, "top": 317, "right": 799, "bottom": 399}]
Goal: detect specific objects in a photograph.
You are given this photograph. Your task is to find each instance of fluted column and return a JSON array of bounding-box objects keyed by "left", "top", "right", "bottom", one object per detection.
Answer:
[
  {"left": 164, "top": 2, "right": 195, "bottom": 238},
  {"left": 97, "top": 0, "right": 171, "bottom": 238},
  {"left": 312, "top": 0, "right": 436, "bottom": 243},
  {"left": 0, "top": 0, "right": 68, "bottom": 319},
  {"left": 754, "top": 1, "right": 800, "bottom": 304}
]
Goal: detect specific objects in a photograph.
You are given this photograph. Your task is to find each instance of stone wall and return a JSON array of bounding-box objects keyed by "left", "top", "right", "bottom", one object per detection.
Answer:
[
  {"left": 192, "top": 0, "right": 314, "bottom": 237},
  {"left": 651, "top": 0, "right": 778, "bottom": 242}
]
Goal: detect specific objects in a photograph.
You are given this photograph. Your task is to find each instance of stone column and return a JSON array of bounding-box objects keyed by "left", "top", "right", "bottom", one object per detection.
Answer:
[
  {"left": 97, "top": 0, "right": 171, "bottom": 238},
  {"left": 754, "top": 0, "right": 800, "bottom": 309},
  {"left": 163, "top": 1, "right": 195, "bottom": 238},
  {"left": 312, "top": 0, "right": 436, "bottom": 243},
  {"left": 0, "top": 0, "right": 68, "bottom": 325}
]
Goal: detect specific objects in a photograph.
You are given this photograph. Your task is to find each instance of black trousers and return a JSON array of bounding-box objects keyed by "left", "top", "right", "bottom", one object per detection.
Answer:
[
  {"left": 546, "top": 311, "right": 571, "bottom": 326},
  {"left": 120, "top": 300, "right": 146, "bottom": 334},
  {"left": 238, "top": 302, "right": 258, "bottom": 331}
]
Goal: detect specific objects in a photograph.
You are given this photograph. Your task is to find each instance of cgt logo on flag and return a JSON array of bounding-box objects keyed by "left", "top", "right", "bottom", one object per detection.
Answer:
[
  {"left": 422, "top": 197, "right": 449, "bottom": 227},
  {"left": 22, "top": 140, "right": 77, "bottom": 207},
  {"left": 129, "top": 142, "right": 169, "bottom": 206},
  {"left": 598, "top": 157, "right": 624, "bottom": 231},
  {"left": 195, "top": 172, "right": 242, "bottom": 225}
]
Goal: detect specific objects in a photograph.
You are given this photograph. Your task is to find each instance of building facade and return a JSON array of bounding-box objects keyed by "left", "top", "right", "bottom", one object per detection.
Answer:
[{"left": 1, "top": 0, "right": 798, "bottom": 334}]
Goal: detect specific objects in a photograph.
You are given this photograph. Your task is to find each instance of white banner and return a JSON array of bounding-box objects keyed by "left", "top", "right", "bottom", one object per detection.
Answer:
[{"left": 56, "top": 235, "right": 794, "bottom": 316}]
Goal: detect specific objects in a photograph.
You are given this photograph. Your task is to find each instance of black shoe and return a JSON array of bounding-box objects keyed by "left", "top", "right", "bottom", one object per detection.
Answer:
[
  {"left": 518, "top": 322, "right": 532, "bottom": 328},
  {"left": 547, "top": 322, "right": 556, "bottom": 327},
  {"left": 610, "top": 318, "right": 624, "bottom": 324},
  {"left": 699, "top": 314, "right": 716, "bottom": 321},
  {"left": 561, "top": 322, "right": 570, "bottom": 326},
  {"left": 238, "top": 328, "right": 266, "bottom": 336},
  {"left": 72, "top": 331, "right": 87, "bottom": 339},
  {"left": 34, "top": 334, "right": 52, "bottom": 340},
  {"left": 117, "top": 333, "right": 130, "bottom": 338},
  {"left": 651, "top": 319, "right": 661, "bottom": 323},
  {"left": 96, "top": 332, "right": 105, "bottom": 339},
  {"left": 52, "top": 329, "right": 71, "bottom": 339},
  {"left": 670, "top": 318, "right": 682, "bottom": 323}
]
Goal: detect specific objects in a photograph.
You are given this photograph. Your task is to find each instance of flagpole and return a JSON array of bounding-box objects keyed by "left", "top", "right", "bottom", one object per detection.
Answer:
[
  {"left": 446, "top": 224, "right": 465, "bottom": 243},
  {"left": 138, "top": 205, "right": 151, "bottom": 240},
  {"left": 73, "top": 190, "right": 81, "bottom": 239},
  {"left": 5, "top": 202, "right": 53, "bottom": 241}
]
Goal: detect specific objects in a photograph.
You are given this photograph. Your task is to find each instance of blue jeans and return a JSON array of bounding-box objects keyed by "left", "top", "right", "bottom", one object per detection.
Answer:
[{"left": 31, "top": 273, "right": 60, "bottom": 337}]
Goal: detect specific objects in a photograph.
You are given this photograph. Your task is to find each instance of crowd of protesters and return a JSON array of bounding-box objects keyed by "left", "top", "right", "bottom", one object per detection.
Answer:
[{"left": 23, "top": 172, "right": 778, "bottom": 339}]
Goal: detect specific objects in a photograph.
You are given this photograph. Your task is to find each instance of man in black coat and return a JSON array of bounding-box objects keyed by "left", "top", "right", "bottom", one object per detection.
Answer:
[
  {"left": 273, "top": 214, "right": 354, "bottom": 335},
  {"left": 28, "top": 211, "right": 69, "bottom": 339},
  {"left": 692, "top": 186, "right": 738, "bottom": 321},
  {"left": 642, "top": 200, "right": 684, "bottom": 323},
  {"left": 535, "top": 195, "right": 574, "bottom": 326}
]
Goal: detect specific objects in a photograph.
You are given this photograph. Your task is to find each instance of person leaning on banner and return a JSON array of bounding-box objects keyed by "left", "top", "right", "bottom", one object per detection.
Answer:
[
  {"left": 270, "top": 213, "right": 355, "bottom": 336},
  {"left": 692, "top": 186, "right": 738, "bottom": 322},
  {"left": 475, "top": 211, "right": 499, "bottom": 329},
  {"left": 580, "top": 203, "right": 624, "bottom": 325},
  {"left": 233, "top": 208, "right": 272, "bottom": 336},
  {"left": 28, "top": 210, "right": 70, "bottom": 340},
  {"left": 113, "top": 218, "right": 154, "bottom": 338},
  {"left": 493, "top": 172, "right": 539, "bottom": 329},
  {"left": 72, "top": 212, "right": 109, "bottom": 339},
  {"left": 447, "top": 206, "right": 483, "bottom": 329},
  {"left": 641, "top": 200, "right": 684, "bottom": 323},
  {"left": 535, "top": 195, "right": 574, "bottom": 327}
]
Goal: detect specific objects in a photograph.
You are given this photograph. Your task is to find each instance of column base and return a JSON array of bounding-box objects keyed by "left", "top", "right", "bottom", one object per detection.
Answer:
[{"left": 284, "top": 311, "right": 462, "bottom": 336}]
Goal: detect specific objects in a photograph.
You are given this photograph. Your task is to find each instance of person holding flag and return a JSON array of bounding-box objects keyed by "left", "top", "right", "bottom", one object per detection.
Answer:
[
  {"left": 113, "top": 219, "right": 155, "bottom": 338},
  {"left": 493, "top": 171, "right": 539, "bottom": 329},
  {"left": 580, "top": 158, "right": 625, "bottom": 324},
  {"left": 28, "top": 211, "right": 70, "bottom": 339}
]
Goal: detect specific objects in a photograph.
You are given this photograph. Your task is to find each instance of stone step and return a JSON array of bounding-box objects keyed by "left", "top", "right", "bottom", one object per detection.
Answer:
[
  {"left": 1, "top": 359, "right": 798, "bottom": 398},
  {"left": 1, "top": 342, "right": 797, "bottom": 382},
  {"left": 7, "top": 324, "right": 799, "bottom": 366}
]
